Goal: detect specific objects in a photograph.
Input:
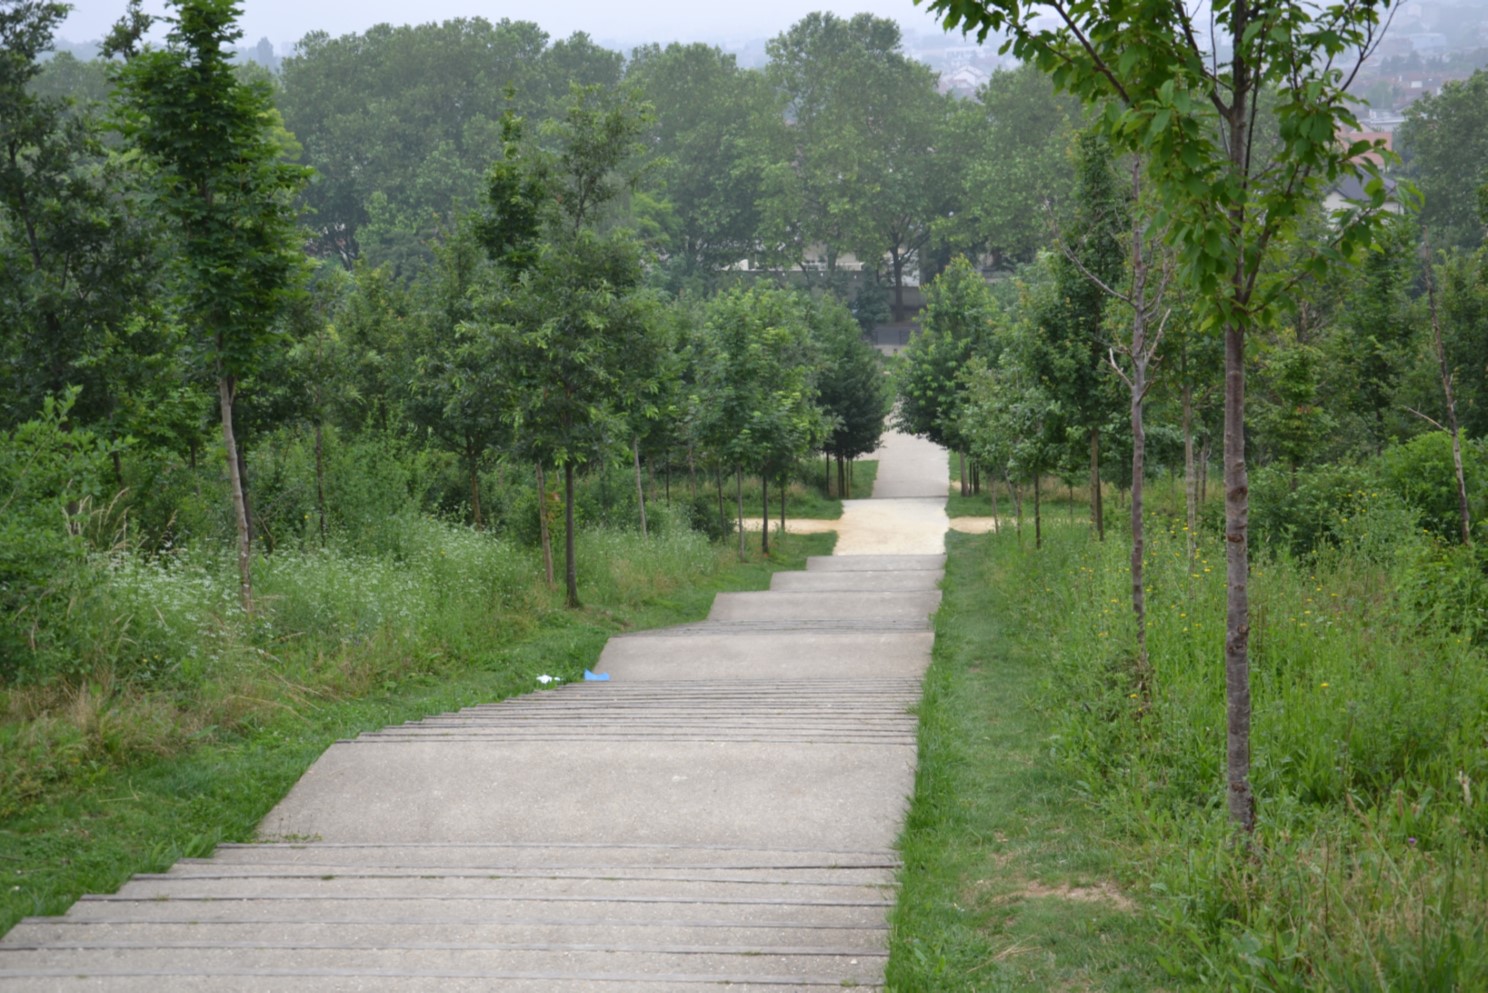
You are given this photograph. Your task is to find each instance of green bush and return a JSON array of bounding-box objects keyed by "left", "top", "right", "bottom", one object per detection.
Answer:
[
  {"left": 1378, "top": 431, "right": 1488, "bottom": 544},
  {"left": 0, "top": 393, "right": 113, "bottom": 684}
]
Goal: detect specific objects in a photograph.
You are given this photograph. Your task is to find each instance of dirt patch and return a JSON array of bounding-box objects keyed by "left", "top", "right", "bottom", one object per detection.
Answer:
[{"left": 1021, "top": 880, "right": 1136, "bottom": 912}]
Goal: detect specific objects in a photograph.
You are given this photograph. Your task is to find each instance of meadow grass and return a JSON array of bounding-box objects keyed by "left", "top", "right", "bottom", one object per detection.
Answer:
[
  {"left": 0, "top": 523, "right": 834, "bottom": 936},
  {"left": 894, "top": 514, "right": 1488, "bottom": 989}
]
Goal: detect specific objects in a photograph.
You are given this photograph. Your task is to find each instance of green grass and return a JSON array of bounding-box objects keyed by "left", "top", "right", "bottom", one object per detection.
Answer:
[
  {"left": 897, "top": 511, "right": 1488, "bottom": 990},
  {"left": 0, "top": 528, "right": 834, "bottom": 937},
  {"left": 888, "top": 529, "right": 1172, "bottom": 991},
  {"left": 724, "top": 458, "right": 879, "bottom": 520}
]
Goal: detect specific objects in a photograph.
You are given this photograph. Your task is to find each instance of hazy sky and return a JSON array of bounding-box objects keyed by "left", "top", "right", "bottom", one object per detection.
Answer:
[{"left": 61, "top": 0, "right": 953, "bottom": 51}]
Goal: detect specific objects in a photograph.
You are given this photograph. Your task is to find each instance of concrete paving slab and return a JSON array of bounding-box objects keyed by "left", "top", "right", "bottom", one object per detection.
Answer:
[
  {"left": 595, "top": 631, "right": 932, "bottom": 681},
  {"left": 707, "top": 591, "right": 940, "bottom": 624},
  {"left": 7, "top": 920, "right": 888, "bottom": 951},
  {"left": 203, "top": 843, "right": 902, "bottom": 871},
  {"left": 769, "top": 571, "right": 941, "bottom": 592},
  {"left": 0, "top": 976, "right": 881, "bottom": 992},
  {"left": 805, "top": 555, "right": 945, "bottom": 572},
  {"left": 62, "top": 893, "right": 890, "bottom": 929},
  {"left": 0, "top": 946, "right": 884, "bottom": 985},
  {"left": 258, "top": 739, "right": 915, "bottom": 852},
  {"left": 868, "top": 431, "right": 949, "bottom": 499}
]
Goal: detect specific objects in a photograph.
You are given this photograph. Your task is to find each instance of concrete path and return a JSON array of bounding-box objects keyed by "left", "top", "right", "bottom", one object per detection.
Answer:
[{"left": 0, "top": 432, "right": 949, "bottom": 992}]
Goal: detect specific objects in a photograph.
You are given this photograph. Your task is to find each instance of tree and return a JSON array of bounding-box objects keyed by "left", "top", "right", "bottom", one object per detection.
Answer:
[
  {"left": 476, "top": 87, "right": 656, "bottom": 607},
  {"left": 811, "top": 296, "right": 891, "bottom": 497},
  {"left": 693, "top": 285, "right": 821, "bottom": 559},
  {"left": 117, "top": 0, "right": 310, "bottom": 612},
  {"left": 896, "top": 256, "right": 997, "bottom": 480},
  {"left": 625, "top": 43, "right": 771, "bottom": 287},
  {"left": 762, "top": 11, "right": 945, "bottom": 303},
  {"left": 278, "top": 18, "right": 555, "bottom": 264},
  {"left": 937, "top": 63, "right": 1079, "bottom": 269},
  {"left": 0, "top": 0, "right": 159, "bottom": 429},
  {"left": 1397, "top": 70, "right": 1488, "bottom": 252},
  {"left": 1043, "top": 131, "right": 1126, "bottom": 540},
  {"left": 923, "top": 0, "right": 1399, "bottom": 831}
]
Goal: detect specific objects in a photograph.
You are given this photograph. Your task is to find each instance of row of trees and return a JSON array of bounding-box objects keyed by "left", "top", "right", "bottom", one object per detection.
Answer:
[
  {"left": 0, "top": 0, "right": 891, "bottom": 670},
  {"left": 897, "top": 0, "right": 1488, "bottom": 837}
]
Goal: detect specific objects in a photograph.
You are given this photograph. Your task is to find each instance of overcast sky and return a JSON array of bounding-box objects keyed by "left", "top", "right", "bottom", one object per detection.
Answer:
[{"left": 61, "top": 0, "right": 954, "bottom": 52}]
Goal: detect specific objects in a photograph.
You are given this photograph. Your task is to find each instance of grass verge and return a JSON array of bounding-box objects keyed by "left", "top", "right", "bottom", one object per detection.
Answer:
[
  {"left": 0, "top": 529, "right": 834, "bottom": 937},
  {"left": 888, "top": 529, "right": 1171, "bottom": 991}
]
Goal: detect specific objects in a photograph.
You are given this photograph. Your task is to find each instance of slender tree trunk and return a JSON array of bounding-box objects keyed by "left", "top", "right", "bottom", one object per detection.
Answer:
[
  {"left": 1424, "top": 244, "right": 1472, "bottom": 545},
  {"left": 761, "top": 474, "right": 770, "bottom": 555},
  {"left": 1089, "top": 430, "right": 1104, "bottom": 540},
  {"left": 847, "top": 458, "right": 853, "bottom": 499},
  {"left": 735, "top": 469, "right": 745, "bottom": 561},
  {"left": 1183, "top": 382, "right": 1198, "bottom": 568},
  {"left": 314, "top": 421, "right": 328, "bottom": 547},
  {"left": 989, "top": 475, "right": 999, "bottom": 533},
  {"left": 688, "top": 445, "right": 697, "bottom": 503},
  {"left": 824, "top": 452, "right": 831, "bottom": 495},
  {"left": 468, "top": 445, "right": 484, "bottom": 531},
  {"left": 715, "top": 466, "right": 726, "bottom": 540},
  {"left": 1009, "top": 475, "right": 1023, "bottom": 542},
  {"left": 972, "top": 463, "right": 980, "bottom": 495},
  {"left": 1224, "top": 318, "right": 1254, "bottom": 831},
  {"left": 537, "top": 463, "right": 554, "bottom": 589},
  {"left": 219, "top": 376, "right": 252, "bottom": 613},
  {"left": 892, "top": 252, "right": 906, "bottom": 323},
  {"left": 780, "top": 471, "right": 786, "bottom": 534},
  {"left": 564, "top": 462, "right": 579, "bottom": 608},
  {"left": 1131, "top": 348, "right": 1150, "bottom": 681},
  {"left": 959, "top": 451, "right": 967, "bottom": 497},
  {"left": 1034, "top": 473, "right": 1042, "bottom": 549},
  {"left": 633, "top": 437, "right": 648, "bottom": 539}
]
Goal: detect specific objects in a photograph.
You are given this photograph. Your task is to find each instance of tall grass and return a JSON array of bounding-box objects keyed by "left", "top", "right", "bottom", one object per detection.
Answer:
[
  {"left": 993, "top": 506, "right": 1488, "bottom": 988},
  {"left": 0, "top": 515, "right": 732, "bottom": 821}
]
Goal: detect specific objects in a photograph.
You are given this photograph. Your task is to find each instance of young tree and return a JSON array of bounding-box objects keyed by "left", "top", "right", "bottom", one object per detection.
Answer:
[
  {"left": 117, "top": 0, "right": 309, "bottom": 612},
  {"left": 922, "top": 0, "right": 1398, "bottom": 830},
  {"left": 811, "top": 296, "right": 891, "bottom": 498},
  {"left": 476, "top": 88, "right": 656, "bottom": 607}
]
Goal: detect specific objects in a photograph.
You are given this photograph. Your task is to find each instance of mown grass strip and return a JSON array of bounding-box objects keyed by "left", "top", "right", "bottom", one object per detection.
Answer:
[
  {"left": 1, "top": 531, "right": 834, "bottom": 937},
  {"left": 888, "top": 530, "right": 1171, "bottom": 992}
]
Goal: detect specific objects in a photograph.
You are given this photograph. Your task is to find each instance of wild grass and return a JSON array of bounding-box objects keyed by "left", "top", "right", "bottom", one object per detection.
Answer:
[{"left": 919, "top": 508, "right": 1488, "bottom": 989}]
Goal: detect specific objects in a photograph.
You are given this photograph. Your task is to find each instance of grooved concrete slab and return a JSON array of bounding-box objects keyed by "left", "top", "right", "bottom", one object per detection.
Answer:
[
  {"left": 707, "top": 590, "right": 940, "bottom": 624},
  {"left": 769, "top": 571, "right": 941, "bottom": 592},
  {"left": 805, "top": 555, "right": 945, "bottom": 572},
  {"left": 596, "top": 631, "right": 932, "bottom": 681},
  {"left": 258, "top": 739, "right": 916, "bottom": 851},
  {"left": 0, "top": 427, "right": 949, "bottom": 990}
]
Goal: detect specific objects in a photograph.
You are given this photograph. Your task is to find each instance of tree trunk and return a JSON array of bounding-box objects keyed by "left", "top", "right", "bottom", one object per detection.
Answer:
[
  {"left": 735, "top": 470, "right": 745, "bottom": 561},
  {"left": 715, "top": 465, "right": 726, "bottom": 539},
  {"left": 468, "top": 449, "right": 484, "bottom": 531},
  {"left": 1183, "top": 381, "right": 1198, "bottom": 569},
  {"left": 314, "top": 420, "right": 328, "bottom": 547},
  {"left": 780, "top": 471, "right": 787, "bottom": 535},
  {"left": 1089, "top": 430, "right": 1104, "bottom": 540},
  {"left": 537, "top": 463, "right": 554, "bottom": 589},
  {"left": 219, "top": 376, "right": 253, "bottom": 613},
  {"left": 892, "top": 252, "right": 906, "bottom": 323},
  {"left": 1034, "top": 473, "right": 1042, "bottom": 549},
  {"left": 959, "top": 451, "right": 968, "bottom": 497},
  {"left": 1131, "top": 351, "right": 1151, "bottom": 682},
  {"left": 1009, "top": 475, "right": 1023, "bottom": 542},
  {"left": 825, "top": 451, "right": 831, "bottom": 495},
  {"left": 633, "top": 436, "right": 648, "bottom": 539},
  {"left": 1224, "top": 318, "right": 1255, "bottom": 831},
  {"left": 1424, "top": 244, "right": 1472, "bottom": 545},
  {"left": 564, "top": 462, "right": 580, "bottom": 608},
  {"left": 760, "top": 474, "right": 770, "bottom": 555}
]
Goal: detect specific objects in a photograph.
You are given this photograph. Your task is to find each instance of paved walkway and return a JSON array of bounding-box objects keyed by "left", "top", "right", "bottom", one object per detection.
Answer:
[{"left": 0, "top": 433, "right": 949, "bottom": 991}]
